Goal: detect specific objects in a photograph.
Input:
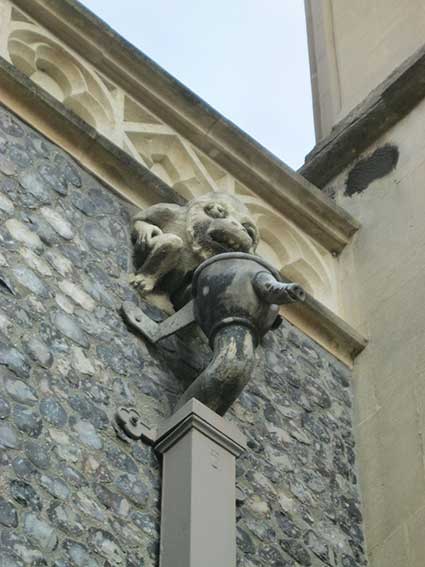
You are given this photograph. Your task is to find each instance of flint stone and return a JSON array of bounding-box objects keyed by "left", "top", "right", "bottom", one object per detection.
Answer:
[
  {"left": 0, "top": 550, "right": 24, "bottom": 567},
  {"left": 115, "top": 474, "right": 149, "bottom": 506},
  {"left": 18, "top": 170, "right": 52, "bottom": 205},
  {"left": 10, "top": 480, "right": 42, "bottom": 511},
  {"left": 45, "top": 249, "right": 73, "bottom": 276},
  {"left": 74, "top": 491, "right": 106, "bottom": 523},
  {"left": 59, "top": 280, "right": 95, "bottom": 311},
  {"left": 5, "top": 378, "right": 38, "bottom": 404},
  {"left": 88, "top": 528, "right": 124, "bottom": 563},
  {"left": 61, "top": 465, "right": 86, "bottom": 488},
  {"left": 40, "top": 207, "right": 74, "bottom": 240},
  {"left": 63, "top": 540, "right": 99, "bottom": 567},
  {"left": 106, "top": 445, "right": 138, "bottom": 474},
  {"left": 0, "top": 193, "right": 14, "bottom": 214},
  {"left": 25, "top": 212, "right": 62, "bottom": 246},
  {"left": 55, "top": 293, "right": 75, "bottom": 314},
  {"left": 0, "top": 497, "right": 18, "bottom": 527},
  {"left": 5, "top": 219, "right": 43, "bottom": 251},
  {"left": 24, "top": 337, "right": 53, "bottom": 368},
  {"left": 95, "top": 484, "right": 130, "bottom": 517},
  {"left": 24, "top": 513, "right": 57, "bottom": 551},
  {"left": 131, "top": 512, "right": 159, "bottom": 537},
  {"left": 0, "top": 424, "right": 19, "bottom": 448},
  {"left": 70, "top": 191, "right": 97, "bottom": 216},
  {"left": 19, "top": 248, "right": 52, "bottom": 277},
  {"left": 25, "top": 440, "right": 50, "bottom": 469},
  {"left": 1, "top": 530, "right": 45, "bottom": 563},
  {"left": 53, "top": 153, "right": 82, "bottom": 187},
  {"left": 84, "top": 222, "right": 116, "bottom": 252},
  {"left": 88, "top": 186, "right": 117, "bottom": 213},
  {"left": 0, "top": 113, "right": 24, "bottom": 136},
  {"left": 0, "top": 397, "right": 10, "bottom": 419},
  {"left": 27, "top": 136, "right": 50, "bottom": 159},
  {"left": 68, "top": 395, "right": 108, "bottom": 429},
  {"left": 74, "top": 420, "right": 102, "bottom": 449},
  {"left": 12, "top": 456, "right": 38, "bottom": 479},
  {"left": 0, "top": 155, "right": 17, "bottom": 176},
  {"left": 40, "top": 398, "right": 67, "bottom": 427},
  {"left": 48, "top": 502, "right": 84, "bottom": 537},
  {"left": 38, "top": 163, "right": 67, "bottom": 195},
  {"left": 12, "top": 265, "right": 50, "bottom": 298},
  {"left": 53, "top": 311, "right": 89, "bottom": 348},
  {"left": 40, "top": 474, "right": 70, "bottom": 500},
  {"left": 71, "top": 346, "right": 95, "bottom": 375},
  {"left": 280, "top": 539, "right": 312, "bottom": 566},
  {"left": 14, "top": 405, "right": 43, "bottom": 437}
]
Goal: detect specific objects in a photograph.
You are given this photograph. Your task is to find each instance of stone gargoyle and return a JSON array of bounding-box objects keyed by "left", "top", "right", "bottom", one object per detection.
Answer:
[
  {"left": 129, "top": 193, "right": 259, "bottom": 313},
  {"left": 121, "top": 192, "right": 305, "bottom": 417}
]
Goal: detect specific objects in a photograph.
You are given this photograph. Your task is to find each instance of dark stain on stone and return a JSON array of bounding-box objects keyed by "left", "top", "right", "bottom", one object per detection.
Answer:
[{"left": 345, "top": 144, "right": 399, "bottom": 197}]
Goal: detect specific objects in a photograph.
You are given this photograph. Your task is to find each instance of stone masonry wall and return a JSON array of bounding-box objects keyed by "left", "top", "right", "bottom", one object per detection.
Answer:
[{"left": 0, "top": 104, "right": 366, "bottom": 566}]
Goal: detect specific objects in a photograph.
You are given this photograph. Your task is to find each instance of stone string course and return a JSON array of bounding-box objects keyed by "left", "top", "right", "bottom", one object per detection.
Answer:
[{"left": 0, "top": 104, "right": 366, "bottom": 566}]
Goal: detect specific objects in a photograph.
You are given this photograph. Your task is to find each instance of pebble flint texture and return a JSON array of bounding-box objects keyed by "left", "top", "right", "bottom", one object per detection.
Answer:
[{"left": 0, "top": 104, "right": 366, "bottom": 566}]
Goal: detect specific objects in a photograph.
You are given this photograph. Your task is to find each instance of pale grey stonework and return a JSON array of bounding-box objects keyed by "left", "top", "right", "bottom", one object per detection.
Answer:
[{"left": 0, "top": 104, "right": 365, "bottom": 566}]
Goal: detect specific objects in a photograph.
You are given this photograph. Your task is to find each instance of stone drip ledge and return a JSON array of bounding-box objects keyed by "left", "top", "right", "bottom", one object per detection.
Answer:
[
  {"left": 11, "top": 0, "right": 359, "bottom": 254},
  {"left": 300, "top": 42, "right": 425, "bottom": 188},
  {"left": 0, "top": 56, "right": 367, "bottom": 366},
  {"left": 281, "top": 293, "right": 367, "bottom": 368}
]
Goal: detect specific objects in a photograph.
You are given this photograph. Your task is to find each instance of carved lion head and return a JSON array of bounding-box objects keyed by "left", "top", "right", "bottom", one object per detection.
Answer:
[{"left": 186, "top": 193, "right": 259, "bottom": 260}]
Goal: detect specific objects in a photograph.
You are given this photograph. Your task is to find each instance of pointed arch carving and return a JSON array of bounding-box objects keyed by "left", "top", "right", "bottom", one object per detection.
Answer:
[{"left": 8, "top": 22, "right": 117, "bottom": 136}]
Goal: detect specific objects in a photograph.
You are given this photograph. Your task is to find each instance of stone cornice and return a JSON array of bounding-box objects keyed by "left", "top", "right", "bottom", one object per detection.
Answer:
[
  {"left": 300, "top": 42, "right": 425, "bottom": 187},
  {"left": 11, "top": 0, "right": 359, "bottom": 253},
  {"left": 281, "top": 293, "right": 367, "bottom": 367}
]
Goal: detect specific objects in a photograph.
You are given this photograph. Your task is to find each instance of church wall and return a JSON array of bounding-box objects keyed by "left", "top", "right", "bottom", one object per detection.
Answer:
[
  {"left": 320, "top": 94, "right": 425, "bottom": 567},
  {"left": 0, "top": 104, "right": 366, "bottom": 565},
  {"left": 305, "top": 0, "right": 425, "bottom": 139}
]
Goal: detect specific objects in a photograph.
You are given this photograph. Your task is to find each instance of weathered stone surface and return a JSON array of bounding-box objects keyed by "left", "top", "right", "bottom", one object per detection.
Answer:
[
  {"left": 25, "top": 440, "right": 51, "bottom": 470},
  {"left": 12, "top": 265, "right": 50, "bottom": 298},
  {"left": 5, "top": 378, "right": 38, "bottom": 404},
  {"left": 24, "top": 513, "right": 58, "bottom": 551},
  {"left": 84, "top": 222, "right": 116, "bottom": 252},
  {"left": 18, "top": 170, "right": 52, "bottom": 206},
  {"left": 14, "top": 405, "right": 43, "bottom": 437},
  {"left": 0, "top": 425, "right": 19, "bottom": 449},
  {"left": 40, "top": 398, "right": 67, "bottom": 427},
  {"left": 59, "top": 280, "right": 95, "bottom": 311},
  {"left": 5, "top": 219, "right": 43, "bottom": 251},
  {"left": 47, "top": 502, "right": 84, "bottom": 537},
  {"left": 10, "top": 480, "right": 42, "bottom": 511},
  {"left": 0, "top": 396, "right": 10, "bottom": 419},
  {"left": 40, "top": 207, "right": 74, "bottom": 240},
  {"left": 24, "top": 336, "right": 53, "bottom": 368},
  {"left": 0, "top": 193, "right": 14, "bottom": 213},
  {"left": 0, "top": 105, "right": 364, "bottom": 567},
  {"left": 73, "top": 420, "right": 102, "bottom": 449},
  {"left": 40, "top": 474, "right": 70, "bottom": 500},
  {"left": 53, "top": 311, "right": 88, "bottom": 348},
  {"left": 0, "top": 497, "right": 18, "bottom": 527}
]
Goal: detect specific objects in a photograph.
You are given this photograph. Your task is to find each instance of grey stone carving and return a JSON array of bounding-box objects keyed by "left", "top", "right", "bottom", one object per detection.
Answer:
[
  {"left": 124, "top": 250, "right": 305, "bottom": 415},
  {"left": 130, "top": 193, "right": 259, "bottom": 313}
]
